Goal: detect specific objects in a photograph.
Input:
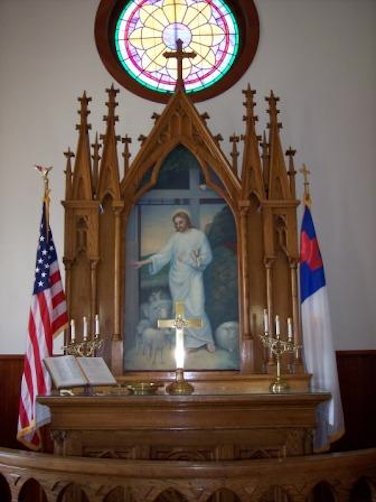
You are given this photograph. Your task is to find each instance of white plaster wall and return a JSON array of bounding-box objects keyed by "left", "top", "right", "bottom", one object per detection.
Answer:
[{"left": 0, "top": 0, "right": 375, "bottom": 353}]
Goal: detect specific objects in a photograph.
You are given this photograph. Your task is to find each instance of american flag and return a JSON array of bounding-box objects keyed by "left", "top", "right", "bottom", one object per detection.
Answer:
[{"left": 17, "top": 202, "right": 68, "bottom": 450}]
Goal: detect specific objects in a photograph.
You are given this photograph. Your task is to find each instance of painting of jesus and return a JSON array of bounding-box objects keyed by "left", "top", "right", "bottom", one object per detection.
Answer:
[{"left": 124, "top": 146, "right": 239, "bottom": 371}]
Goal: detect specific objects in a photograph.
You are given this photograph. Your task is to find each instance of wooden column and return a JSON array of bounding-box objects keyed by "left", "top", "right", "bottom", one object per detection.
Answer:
[
  {"left": 239, "top": 201, "right": 253, "bottom": 372},
  {"left": 289, "top": 258, "right": 303, "bottom": 367},
  {"left": 112, "top": 204, "right": 123, "bottom": 374},
  {"left": 90, "top": 259, "right": 99, "bottom": 333}
]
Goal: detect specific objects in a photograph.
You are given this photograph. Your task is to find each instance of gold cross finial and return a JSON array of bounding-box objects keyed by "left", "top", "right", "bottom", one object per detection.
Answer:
[
  {"left": 163, "top": 39, "right": 196, "bottom": 92},
  {"left": 299, "top": 163, "right": 312, "bottom": 207}
]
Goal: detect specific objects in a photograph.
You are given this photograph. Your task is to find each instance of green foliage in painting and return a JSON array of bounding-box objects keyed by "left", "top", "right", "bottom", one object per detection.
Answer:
[{"left": 204, "top": 206, "right": 238, "bottom": 331}]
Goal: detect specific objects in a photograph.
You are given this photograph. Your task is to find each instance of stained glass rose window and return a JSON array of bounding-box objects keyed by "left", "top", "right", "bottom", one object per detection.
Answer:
[{"left": 95, "top": 0, "right": 259, "bottom": 102}]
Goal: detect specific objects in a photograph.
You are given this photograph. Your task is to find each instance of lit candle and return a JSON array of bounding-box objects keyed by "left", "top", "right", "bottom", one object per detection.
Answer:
[
  {"left": 275, "top": 315, "right": 280, "bottom": 337},
  {"left": 175, "top": 329, "right": 185, "bottom": 369},
  {"left": 95, "top": 314, "right": 100, "bottom": 336},
  {"left": 263, "top": 309, "right": 269, "bottom": 334},
  {"left": 287, "top": 317, "right": 293, "bottom": 340},
  {"left": 70, "top": 319, "right": 75, "bottom": 342},
  {"left": 83, "top": 316, "right": 88, "bottom": 341}
]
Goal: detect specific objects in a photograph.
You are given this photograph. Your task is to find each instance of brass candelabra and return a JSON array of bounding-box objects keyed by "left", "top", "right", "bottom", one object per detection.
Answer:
[
  {"left": 63, "top": 316, "right": 103, "bottom": 357},
  {"left": 63, "top": 335, "right": 103, "bottom": 357},
  {"left": 259, "top": 328, "right": 301, "bottom": 393}
]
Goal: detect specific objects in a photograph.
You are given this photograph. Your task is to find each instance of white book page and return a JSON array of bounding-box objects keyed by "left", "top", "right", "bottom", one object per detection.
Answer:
[
  {"left": 77, "top": 357, "right": 117, "bottom": 386},
  {"left": 44, "top": 355, "right": 87, "bottom": 388}
]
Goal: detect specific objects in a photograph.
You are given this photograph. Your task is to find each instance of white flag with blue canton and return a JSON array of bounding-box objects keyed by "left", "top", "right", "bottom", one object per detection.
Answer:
[{"left": 300, "top": 205, "right": 345, "bottom": 452}]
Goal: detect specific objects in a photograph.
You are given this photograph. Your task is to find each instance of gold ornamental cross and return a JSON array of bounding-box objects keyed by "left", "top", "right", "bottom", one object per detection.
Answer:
[{"left": 158, "top": 301, "right": 202, "bottom": 369}]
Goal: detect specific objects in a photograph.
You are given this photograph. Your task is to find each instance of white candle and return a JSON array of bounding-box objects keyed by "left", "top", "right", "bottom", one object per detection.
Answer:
[
  {"left": 275, "top": 315, "right": 280, "bottom": 336},
  {"left": 83, "top": 316, "right": 88, "bottom": 341},
  {"left": 287, "top": 317, "right": 293, "bottom": 340},
  {"left": 263, "top": 309, "right": 269, "bottom": 334},
  {"left": 95, "top": 314, "right": 100, "bottom": 336},
  {"left": 175, "top": 329, "right": 185, "bottom": 369},
  {"left": 70, "top": 319, "right": 76, "bottom": 342}
]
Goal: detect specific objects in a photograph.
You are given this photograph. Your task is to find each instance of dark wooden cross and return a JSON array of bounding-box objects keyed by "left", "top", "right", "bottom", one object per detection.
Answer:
[
  {"left": 163, "top": 39, "right": 196, "bottom": 92},
  {"left": 158, "top": 301, "right": 202, "bottom": 369}
]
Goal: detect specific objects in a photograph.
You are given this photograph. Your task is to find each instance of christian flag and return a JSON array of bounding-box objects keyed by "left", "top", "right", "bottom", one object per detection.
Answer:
[
  {"left": 17, "top": 202, "right": 68, "bottom": 450},
  {"left": 300, "top": 205, "right": 345, "bottom": 451}
]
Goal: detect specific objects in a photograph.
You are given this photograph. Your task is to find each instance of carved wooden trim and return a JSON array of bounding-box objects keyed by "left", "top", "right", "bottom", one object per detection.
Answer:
[{"left": 0, "top": 447, "right": 375, "bottom": 502}]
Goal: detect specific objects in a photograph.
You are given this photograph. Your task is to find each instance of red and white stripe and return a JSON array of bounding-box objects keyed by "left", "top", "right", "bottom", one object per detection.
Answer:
[{"left": 17, "top": 259, "right": 67, "bottom": 450}]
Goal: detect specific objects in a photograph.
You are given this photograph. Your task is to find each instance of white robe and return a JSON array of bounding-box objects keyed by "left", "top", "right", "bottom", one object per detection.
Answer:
[{"left": 149, "top": 228, "right": 214, "bottom": 348}]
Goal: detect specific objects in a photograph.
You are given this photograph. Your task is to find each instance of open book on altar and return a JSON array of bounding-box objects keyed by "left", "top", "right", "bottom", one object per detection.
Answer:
[{"left": 44, "top": 355, "right": 117, "bottom": 389}]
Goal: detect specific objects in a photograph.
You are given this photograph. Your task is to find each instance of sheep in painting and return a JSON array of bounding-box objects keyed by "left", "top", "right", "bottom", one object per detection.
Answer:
[
  {"left": 214, "top": 321, "right": 239, "bottom": 353},
  {"left": 137, "top": 289, "right": 173, "bottom": 362},
  {"left": 135, "top": 319, "right": 152, "bottom": 354},
  {"left": 140, "top": 326, "right": 171, "bottom": 364}
]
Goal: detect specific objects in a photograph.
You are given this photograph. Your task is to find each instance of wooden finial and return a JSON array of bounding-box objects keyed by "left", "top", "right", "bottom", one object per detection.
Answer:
[
  {"left": 91, "top": 134, "right": 102, "bottom": 196},
  {"left": 230, "top": 133, "right": 239, "bottom": 174},
  {"left": 122, "top": 134, "right": 132, "bottom": 176},
  {"left": 77, "top": 92, "right": 92, "bottom": 133},
  {"left": 214, "top": 134, "right": 223, "bottom": 146},
  {"left": 104, "top": 85, "right": 119, "bottom": 124},
  {"left": 266, "top": 90, "right": 282, "bottom": 131},
  {"left": 242, "top": 85, "right": 257, "bottom": 124},
  {"left": 299, "top": 163, "right": 312, "bottom": 207},
  {"left": 151, "top": 112, "right": 160, "bottom": 124},
  {"left": 163, "top": 39, "right": 196, "bottom": 91},
  {"left": 64, "top": 148, "right": 75, "bottom": 200},
  {"left": 200, "top": 112, "right": 210, "bottom": 124}
]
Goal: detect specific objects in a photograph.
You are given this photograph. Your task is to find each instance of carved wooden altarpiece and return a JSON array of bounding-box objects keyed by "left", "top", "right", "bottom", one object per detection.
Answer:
[
  {"left": 41, "top": 85, "right": 335, "bottom": 487},
  {"left": 63, "top": 84, "right": 308, "bottom": 392}
]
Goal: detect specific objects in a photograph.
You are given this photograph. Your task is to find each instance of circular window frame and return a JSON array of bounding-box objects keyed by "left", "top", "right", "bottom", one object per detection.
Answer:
[{"left": 95, "top": 0, "right": 259, "bottom": 103}]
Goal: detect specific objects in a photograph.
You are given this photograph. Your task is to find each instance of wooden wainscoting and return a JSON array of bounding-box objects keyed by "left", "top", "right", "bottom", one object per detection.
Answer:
[
  {"left": 333, "top": 350, "right": 376, "bottom": 451},
  {"left": 0, "top": 356, "right": 24, "bottom": 449},
  {"left": 1, "top": 351, "right": 375, "bottom": 452}
]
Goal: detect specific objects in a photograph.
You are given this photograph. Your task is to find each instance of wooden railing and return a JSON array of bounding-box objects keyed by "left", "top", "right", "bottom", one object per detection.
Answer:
[{"left": 0, "top": 447, "right": 375, "bottom": 501}]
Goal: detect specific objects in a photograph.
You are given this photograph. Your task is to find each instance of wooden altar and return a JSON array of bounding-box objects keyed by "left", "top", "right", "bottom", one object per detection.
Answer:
[
  {"left": 55, "top": 80, "right": 330, "bottom": 467},
  {"left": 39, "top": 391, "right": 330, "bottom": 460}
]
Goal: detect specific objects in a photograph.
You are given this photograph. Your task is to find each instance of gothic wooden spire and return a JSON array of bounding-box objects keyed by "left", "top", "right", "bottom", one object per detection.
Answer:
[
  {"left": 240, "top": 85, "right": 264, "bottom": 200},
  {"left": 71, "top": 92, "right": 93, "bottom": 200},
  {"left": 265, "top": 91, "right": 291, "bottom": 200},
  {"left": 97, "top": 85, "right": 121, "bottom": 201}
]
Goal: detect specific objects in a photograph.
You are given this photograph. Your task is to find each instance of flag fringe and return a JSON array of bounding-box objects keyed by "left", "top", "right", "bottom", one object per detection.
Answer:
[{"left": 314, "top": 427, "right": 345, "bottom": 453}]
